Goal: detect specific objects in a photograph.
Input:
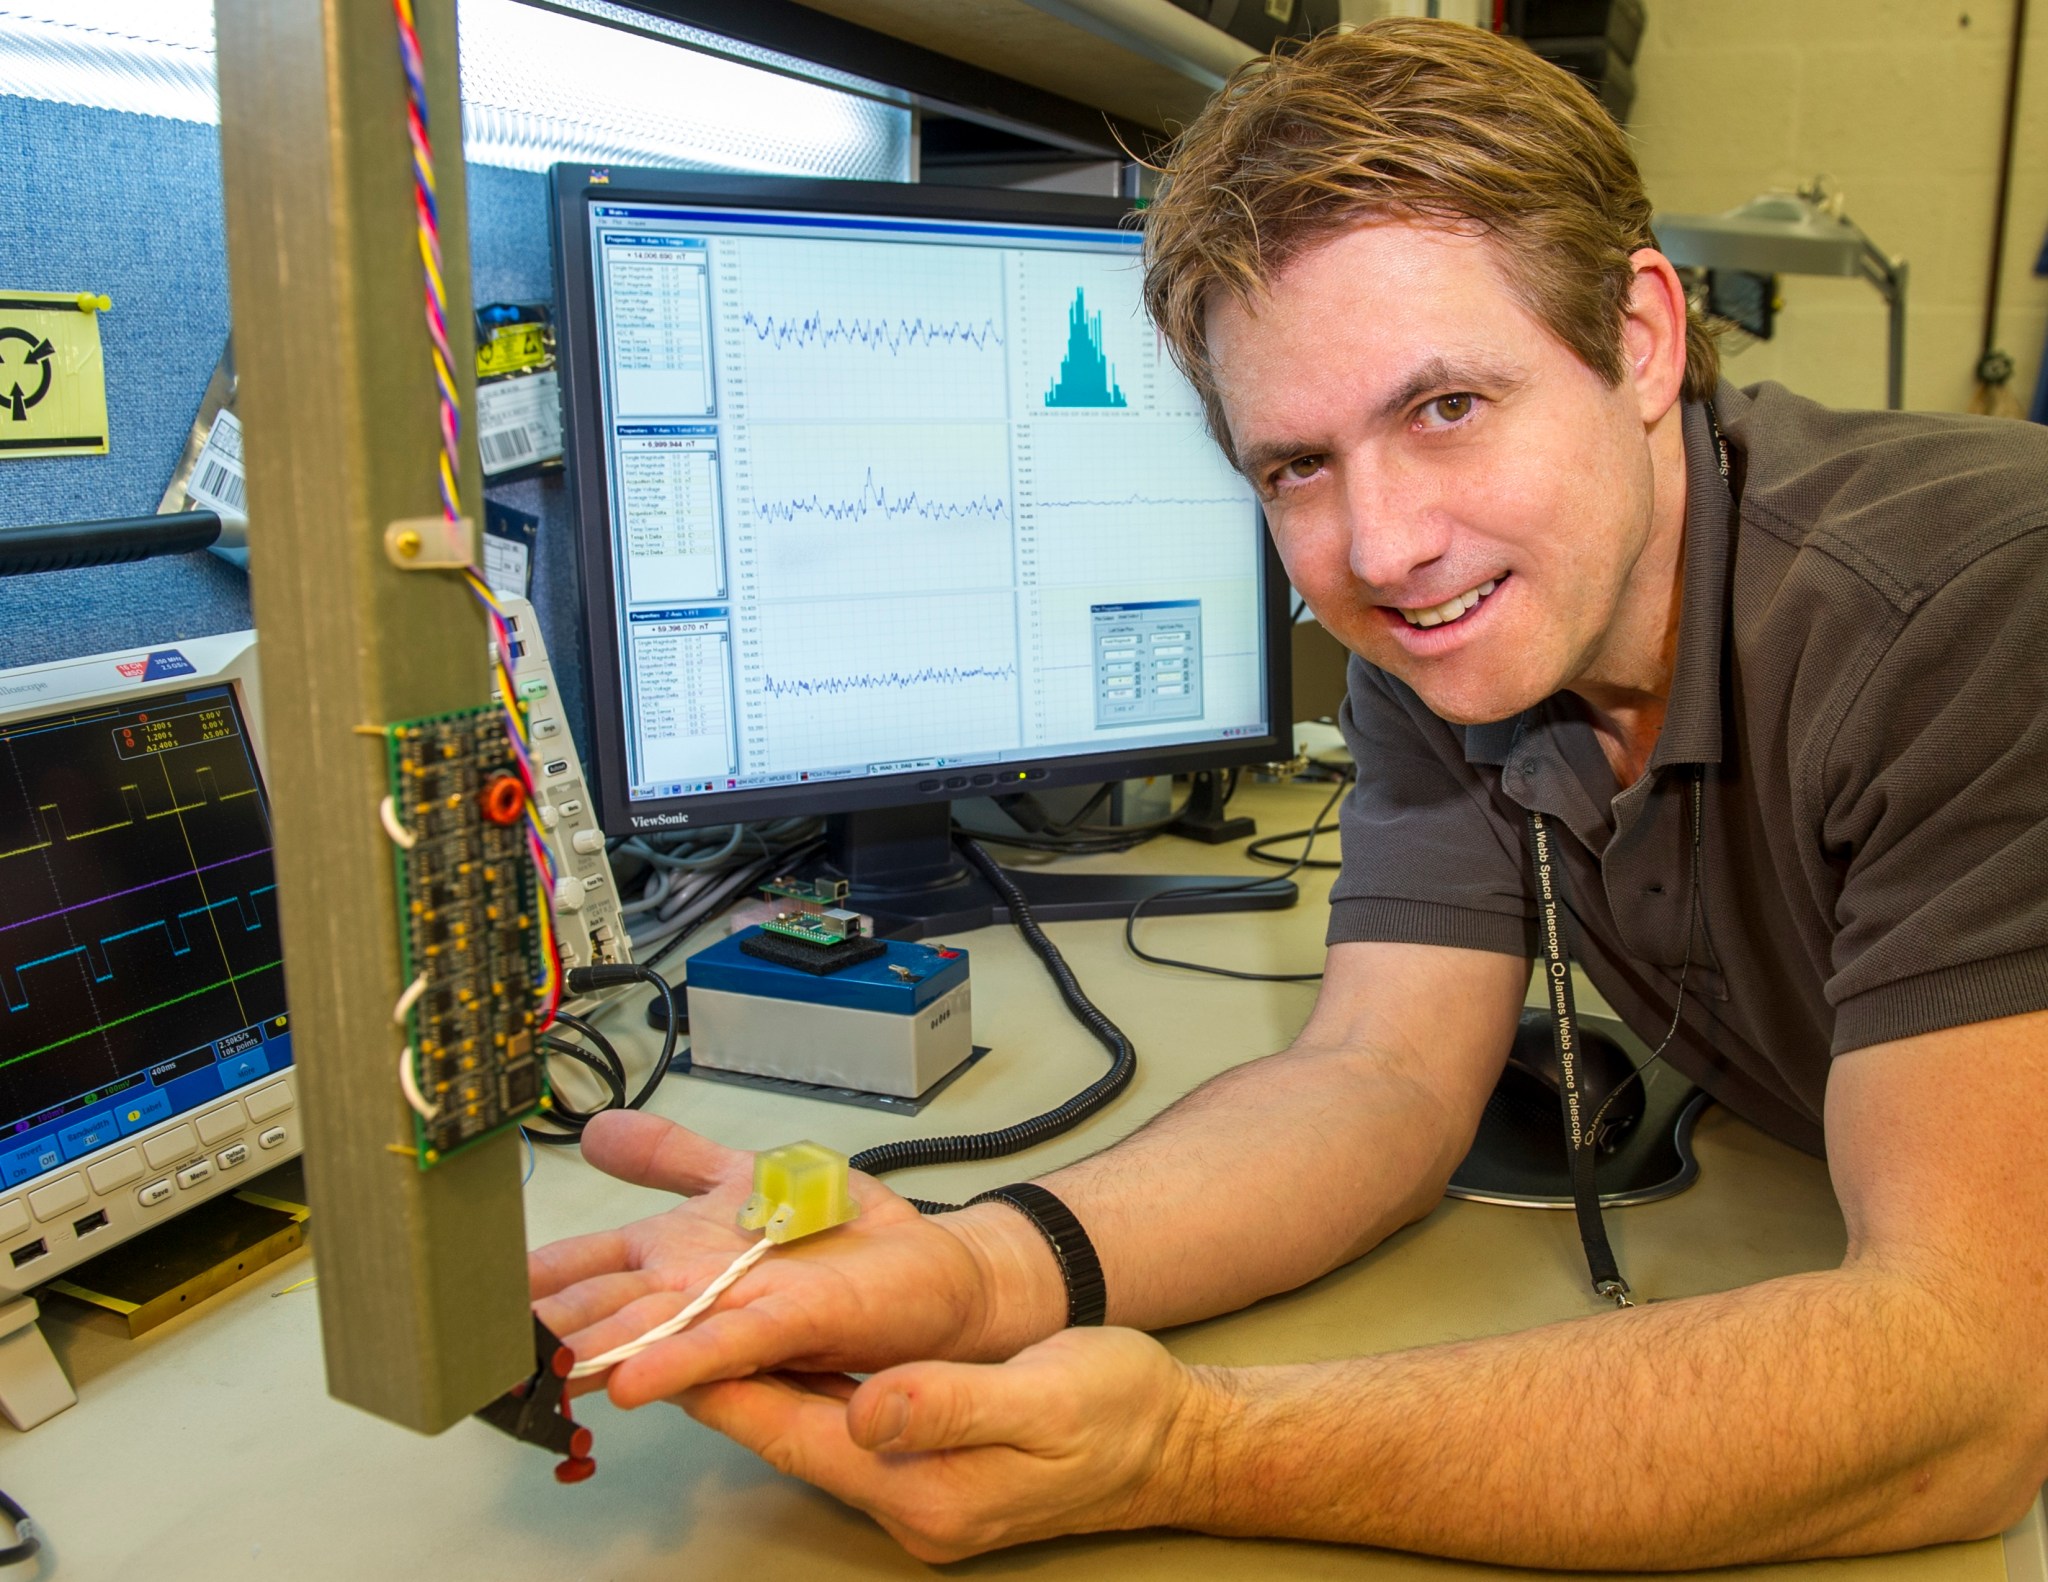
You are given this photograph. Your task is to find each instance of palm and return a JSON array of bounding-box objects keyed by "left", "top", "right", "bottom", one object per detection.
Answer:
[{"left": 530, "top": 1112, "right": 987, "bottom": 1408}]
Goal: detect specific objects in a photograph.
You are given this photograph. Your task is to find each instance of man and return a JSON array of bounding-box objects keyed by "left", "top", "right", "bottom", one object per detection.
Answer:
[{"left": 532, "top": 19, "right": 2048, "bottom": 1566}]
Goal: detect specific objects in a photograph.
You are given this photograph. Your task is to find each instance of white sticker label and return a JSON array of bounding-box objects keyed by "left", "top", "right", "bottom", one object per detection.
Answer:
[
  {"left": 482, "top": 530, "right": 531, "bottom": 600},
  {"left": 476, "top": 369, "right": 563, "bottom": 475},
  {"left": 187, "top": 409, "right": 247, "bottom": 518}
]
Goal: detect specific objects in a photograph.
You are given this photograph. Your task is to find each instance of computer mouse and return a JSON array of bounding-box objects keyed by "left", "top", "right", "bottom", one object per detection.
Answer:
[{"left": 1496, "top": 1008, "right": 1645, "bottom": 1154}]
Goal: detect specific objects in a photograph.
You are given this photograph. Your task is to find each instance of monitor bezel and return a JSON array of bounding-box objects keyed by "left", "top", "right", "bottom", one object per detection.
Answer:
[{"left": 550, "top": 164, "right": 1292, "bottom": 837}]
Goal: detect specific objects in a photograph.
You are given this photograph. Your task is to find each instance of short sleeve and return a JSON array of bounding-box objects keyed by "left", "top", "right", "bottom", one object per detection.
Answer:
[
  {"left": 1823, "top": 530, "right": 2048, "bottom": 1052},
  {"left": 1326, "top": 656, "right": 1536, "bottom": 958}
]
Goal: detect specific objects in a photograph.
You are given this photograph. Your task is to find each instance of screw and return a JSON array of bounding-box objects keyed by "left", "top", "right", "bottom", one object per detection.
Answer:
[{"left": 396, "top": 529, "right": 423, "bottom": 559}]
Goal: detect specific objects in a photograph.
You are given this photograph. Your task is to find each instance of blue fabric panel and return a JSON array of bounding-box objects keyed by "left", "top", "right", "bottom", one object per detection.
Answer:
[{"left": 0, "top": 99, "right": 248, "bottom": 668}]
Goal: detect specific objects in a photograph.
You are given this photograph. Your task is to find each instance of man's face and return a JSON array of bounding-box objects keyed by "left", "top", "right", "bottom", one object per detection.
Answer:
[{"left": 1208, "top": 221, "right": 1660, "bottom": 726}]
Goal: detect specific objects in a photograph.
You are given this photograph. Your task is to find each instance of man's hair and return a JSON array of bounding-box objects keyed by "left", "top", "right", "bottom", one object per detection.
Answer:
[{"left": 1141, "top": 19, "right": 1720, "bottom": 461}]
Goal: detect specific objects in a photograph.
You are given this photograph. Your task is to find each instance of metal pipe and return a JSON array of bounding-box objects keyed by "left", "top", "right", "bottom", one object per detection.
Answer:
[{"left": 1017, "top": 0, "right": 1256, "bottom": 90}]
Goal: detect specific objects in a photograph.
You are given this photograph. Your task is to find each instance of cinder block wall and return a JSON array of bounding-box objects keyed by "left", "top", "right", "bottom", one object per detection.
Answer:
[{"left": 1631, "top": 0, "right": 2048, "bottom": 414}]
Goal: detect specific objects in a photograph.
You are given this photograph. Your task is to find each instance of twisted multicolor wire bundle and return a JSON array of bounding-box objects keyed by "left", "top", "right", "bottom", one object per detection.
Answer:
[{"left": 392, "top": 0, "right": 562, "bottom": 1025}]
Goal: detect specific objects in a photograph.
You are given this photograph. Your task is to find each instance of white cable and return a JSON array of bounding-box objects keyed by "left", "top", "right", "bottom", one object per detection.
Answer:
[
  {"left": 398, "top": 1044, "right": 438, "bottom": 1120},
  {"left": 391, "top": 971, "right": 429, "bottom": 1025},
  {"left": 567, "top": 1237, "right": 775, "bottom": 1379},
  {"left": 378, "top": 795, "right": 417, "bottom": 850}
]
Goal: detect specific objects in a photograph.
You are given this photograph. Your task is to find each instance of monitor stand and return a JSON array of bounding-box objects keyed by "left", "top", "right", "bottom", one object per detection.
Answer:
[{"left": 804, "top": 802, "right": 1297, "bottom": 942}]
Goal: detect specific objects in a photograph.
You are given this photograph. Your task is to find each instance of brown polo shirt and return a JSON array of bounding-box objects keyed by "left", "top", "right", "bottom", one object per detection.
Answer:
[{"left": 1328, "top": 379, "right": 2048, "bottom": 1154}]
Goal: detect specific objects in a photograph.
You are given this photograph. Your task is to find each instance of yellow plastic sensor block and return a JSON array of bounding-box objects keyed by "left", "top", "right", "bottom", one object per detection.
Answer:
[{"left": 737, "top": 1141, "right": 860, "bottom": 1244}]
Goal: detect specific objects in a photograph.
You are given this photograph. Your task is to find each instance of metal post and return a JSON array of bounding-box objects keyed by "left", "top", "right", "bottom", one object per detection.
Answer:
[{"left": 214, "top": 0, "right": 533, "bottom": 1432}]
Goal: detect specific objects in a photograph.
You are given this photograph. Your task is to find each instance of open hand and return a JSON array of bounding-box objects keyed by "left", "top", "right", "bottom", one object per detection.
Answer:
[
  {"left": 529, "top": 1111, "right": 1038, "bottom": 1407},
  {"left": 678, "top": 1326, "right": 1212, "bottom": 1562}
]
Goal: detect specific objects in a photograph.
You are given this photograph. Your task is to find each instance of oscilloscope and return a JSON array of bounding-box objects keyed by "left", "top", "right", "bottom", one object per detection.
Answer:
[
  {"left": 0, "top": 632, "right": 299, "bottom": 1319},
  {"left": 553, "top": 169, "right": 1293, "bottom": 935}
]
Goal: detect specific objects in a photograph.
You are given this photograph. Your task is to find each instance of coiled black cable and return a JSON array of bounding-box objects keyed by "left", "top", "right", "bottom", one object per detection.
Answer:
[
  {"left": 524, "top": 964, "right": 681, "bottom": 1148},
  {"left": 848, "top": 836, "right": 1137, "bottom": 1212}
]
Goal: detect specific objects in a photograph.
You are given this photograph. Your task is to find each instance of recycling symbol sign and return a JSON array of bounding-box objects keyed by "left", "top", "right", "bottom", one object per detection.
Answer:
[
  {"left": 0, "top": 290, "right": 110, "bottom": 457},
  {"left": 0, "top": 326, "right": 56, "bottom": 422}
]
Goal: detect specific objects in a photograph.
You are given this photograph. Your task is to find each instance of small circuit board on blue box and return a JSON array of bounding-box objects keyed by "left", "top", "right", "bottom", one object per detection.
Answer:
[{"left": 759, "top": 876, "right": 872, "bottom": 949}]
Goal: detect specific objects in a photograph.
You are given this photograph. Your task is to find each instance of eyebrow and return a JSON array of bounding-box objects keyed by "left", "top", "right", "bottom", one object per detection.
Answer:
[{"left": 1230, "top": 353, "right": 1529, "bottom": 479}]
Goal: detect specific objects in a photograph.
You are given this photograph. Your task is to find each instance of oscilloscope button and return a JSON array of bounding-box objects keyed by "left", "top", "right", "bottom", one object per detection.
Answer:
[
  {"left": 144, "top": 1126, "right": 199, "bottom": 1170},
  {"left": 27, "top": 1173, "right": 87, "bottom": 1223},
  {"left": 0, "top": 1198, "right": 27, "bottom": 1239},
  {"left": 137, "top": 1179, "right": 174, "bottom": 1208},
  {"left": 259, "top": 1127, "right": 288, "bottom": 1151},
  {"left": 195, "top": 1102, "right": 248, "bottom": 1145},
  {"left": 175, "top": 1160, "right": 213, "bottom": 1190},
  {"left": 87, "top": 1149, "right": 145, "bottom": 1194},
  {"left": 244, "top": 1082, "right": 294, "bottom": 1122}
]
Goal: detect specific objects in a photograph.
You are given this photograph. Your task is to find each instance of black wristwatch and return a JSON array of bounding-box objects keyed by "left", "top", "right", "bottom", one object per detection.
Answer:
[{"left": 968, "top": 1182, "right": 1107, "bottom": 1328}]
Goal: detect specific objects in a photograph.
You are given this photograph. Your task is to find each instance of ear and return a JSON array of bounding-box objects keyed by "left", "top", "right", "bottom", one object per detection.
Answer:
[{"left": 1620, "top": 248, "right": 1690, "bottom": 425}]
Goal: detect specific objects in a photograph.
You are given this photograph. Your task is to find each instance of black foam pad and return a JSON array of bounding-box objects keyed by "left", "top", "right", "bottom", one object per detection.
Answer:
[{"left": 738, "top": 929, "right": 887, "bottom": 976}]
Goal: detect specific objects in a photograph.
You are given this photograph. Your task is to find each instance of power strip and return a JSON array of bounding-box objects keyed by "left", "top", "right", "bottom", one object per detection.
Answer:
[{"left": 499, "top": 596, "right": 629, "bottom": 984}]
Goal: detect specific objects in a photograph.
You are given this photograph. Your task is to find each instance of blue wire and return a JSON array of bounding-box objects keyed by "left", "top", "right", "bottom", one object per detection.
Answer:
[{"left": 521, "top": 1127, "right": 535, "bottom": 1185}]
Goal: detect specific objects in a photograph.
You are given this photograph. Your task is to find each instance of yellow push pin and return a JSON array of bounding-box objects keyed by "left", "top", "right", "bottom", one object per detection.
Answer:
[
  {"left": 75, "top": 292, "right": 111, "bottom": 313},
  {"left": 737, "top": 1141, "right": 859, "bottom": 1244}
]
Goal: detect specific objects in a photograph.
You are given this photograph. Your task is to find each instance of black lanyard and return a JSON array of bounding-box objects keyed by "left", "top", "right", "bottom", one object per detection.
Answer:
[{"left": 1526, "top": 402, "right": 1728, "bottom": 1308}]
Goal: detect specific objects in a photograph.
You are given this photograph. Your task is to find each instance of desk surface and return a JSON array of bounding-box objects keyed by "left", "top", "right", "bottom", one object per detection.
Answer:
[{"left": 4, "top": 782, "right": 2039, "bottom": 1581}]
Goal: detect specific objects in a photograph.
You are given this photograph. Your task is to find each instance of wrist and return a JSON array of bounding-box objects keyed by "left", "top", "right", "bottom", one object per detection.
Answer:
[
  {"left": 934, "top": 1201, "right": 1070, "bottom": 1359},
  {"left": 1135, "top": 1359, "right": 1239, "bottom": 1533}
]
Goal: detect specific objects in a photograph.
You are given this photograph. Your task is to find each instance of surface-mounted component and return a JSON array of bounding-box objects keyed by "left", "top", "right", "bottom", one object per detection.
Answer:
[{"left": 386, "top": 708, "right": 549, "bottom": 1165}]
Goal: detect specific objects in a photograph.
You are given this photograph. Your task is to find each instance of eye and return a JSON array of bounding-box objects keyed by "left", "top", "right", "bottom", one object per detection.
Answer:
[
  {"left": 1416, "top": 392, "right": 1478, "bottom": 429},
  {"left": 1264, "top": 453, "right": 1326, "bottom": 494}
]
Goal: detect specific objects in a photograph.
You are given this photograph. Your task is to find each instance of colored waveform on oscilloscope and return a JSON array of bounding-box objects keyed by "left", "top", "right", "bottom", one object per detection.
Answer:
[
  {"left": 756, "top": 469, "right": 1009, "bottom": 526},
  {"left": 741, "top": 310, "right": 1005, "bottom": 356},
  {"left": 1034, "top": 492, "right": 1246, "bottom": 510},
  {"left": 1045, "top": 287, "right": 1126, "bottom": 410},
  {"left": 762, "top": 663, "right": 1018, "bottom": 700}
]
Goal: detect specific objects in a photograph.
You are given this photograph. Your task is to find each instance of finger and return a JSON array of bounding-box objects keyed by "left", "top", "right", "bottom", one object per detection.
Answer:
[
  {"left": 780, "top": 1370, "right": 862, "bottom": 1401},
  {"left": 846, "top": 1357, "right": 1055, "bottom": 1454},
  {"left": 579, "top": 1110, "right": 750, "bottom": 1196},
  {"left": 533, "top": 1268, "right": 671, "bottom": 1341},
  {"left": 607, "top": 1289, "right": 836, "bottom": 1407},
  {"left": 681, "top": 1375, "right": 892, "bottom": 1508},
  {"left": 527, "top": 1227, "right": 636, "bottom": 1301}
]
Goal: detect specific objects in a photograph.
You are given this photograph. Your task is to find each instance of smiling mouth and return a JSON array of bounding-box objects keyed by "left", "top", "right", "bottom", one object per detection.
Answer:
[{"left": 1395, "top": 575, "right": 1504, "bottom": 629}]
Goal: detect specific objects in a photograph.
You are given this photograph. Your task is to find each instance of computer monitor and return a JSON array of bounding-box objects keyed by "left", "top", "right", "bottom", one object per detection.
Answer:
[
  {"left": 552, "top": 168, "right": 1293, "bottom": 933},
  {"left": 0, "top": 632, "right": 298, "bottom": 1304}
]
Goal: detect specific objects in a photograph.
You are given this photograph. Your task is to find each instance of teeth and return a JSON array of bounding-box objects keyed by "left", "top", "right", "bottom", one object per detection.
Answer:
[{"left": 1400, "top": 578, "right": 1499, "bottom": 629}]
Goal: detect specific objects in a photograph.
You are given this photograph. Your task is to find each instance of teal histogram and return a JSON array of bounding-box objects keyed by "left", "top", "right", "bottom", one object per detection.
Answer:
[{"left": 1045, "top": 288, "right": 1127, "bottom": 409}]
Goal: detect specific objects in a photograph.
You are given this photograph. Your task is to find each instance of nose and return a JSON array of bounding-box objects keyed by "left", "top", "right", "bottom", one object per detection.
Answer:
[{"left": 1344, "top": 458, "right": 1453, "bottom": 596}]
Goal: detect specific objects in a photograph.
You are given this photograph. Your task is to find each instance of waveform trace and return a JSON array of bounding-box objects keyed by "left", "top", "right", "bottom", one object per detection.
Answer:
[
  {"left": 762, "top": 663, "right": 1018, "bottom": 700},
  {"left": 741, "top": 309, "right": 1004, "bottom": 357},
  {"left": 756, "top": 468, "right": 1009, "bottom": 527}
]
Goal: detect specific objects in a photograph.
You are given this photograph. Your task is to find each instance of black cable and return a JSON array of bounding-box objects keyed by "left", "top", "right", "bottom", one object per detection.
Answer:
[
  {"left": 1122, "top": 772, "right": 1353, "bottom": 983},
  {"left": 849, "top": 836, "right": 1138, "bottom": 1213},
  {"left": 523, "top": 963, "right": 682, "bottom": 1146},
  {"left": 1244, "top": 818, "right": 1343, "bottom": 870},
  {"left": 0, "top": 1487, "right": 38, "bottom": 1568}
]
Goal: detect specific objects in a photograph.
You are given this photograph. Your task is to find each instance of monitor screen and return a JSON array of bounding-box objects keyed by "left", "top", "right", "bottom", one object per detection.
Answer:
[
  {"left": 555, "top": 172, "right": 1286, "bottom": 835},
  {"left": 0, "top": 680, "right": 289, "bottom": 1192}
]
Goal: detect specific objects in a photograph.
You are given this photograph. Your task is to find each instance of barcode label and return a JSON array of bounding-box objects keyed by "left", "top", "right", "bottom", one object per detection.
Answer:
[
  {"left": 481, "top": 425, "right": 541, "bottom": 470},
  {"left": 475, "top": 370, "right": 563, "bottom": 477},
  {"left": 187, "top": 410, "right": 248, "bottom": 518}
]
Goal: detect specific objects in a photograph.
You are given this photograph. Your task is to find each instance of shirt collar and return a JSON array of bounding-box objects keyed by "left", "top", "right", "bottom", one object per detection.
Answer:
[{"left": 1463, "top": 392, "right": 1737, "bottom": 772}]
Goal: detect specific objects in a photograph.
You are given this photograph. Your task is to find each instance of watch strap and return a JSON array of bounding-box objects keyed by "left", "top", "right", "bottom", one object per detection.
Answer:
[{"left": 967, "top": 1182, "right": 1107, "bottom": 1328}]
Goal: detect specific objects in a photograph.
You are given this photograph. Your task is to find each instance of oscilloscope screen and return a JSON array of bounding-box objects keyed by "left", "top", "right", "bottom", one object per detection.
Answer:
[{"left": 0, "top": 685, "right": 287, "bottom": 1189}]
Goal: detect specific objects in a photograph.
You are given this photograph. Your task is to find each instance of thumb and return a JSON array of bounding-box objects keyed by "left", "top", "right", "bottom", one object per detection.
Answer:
[
  {"left": 578, "top": 1110, "right": 750, "bottom": 1196},
  {"left": 847, "top": 1357, "right": 1051, "bottom": 1455}
]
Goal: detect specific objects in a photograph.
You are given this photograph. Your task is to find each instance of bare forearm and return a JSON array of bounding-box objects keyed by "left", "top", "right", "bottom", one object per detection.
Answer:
[
  {"left": 1168, "top": 1265, "right": 2040, "bottom": 1566},
  {"left": 945, "top": 1042, "right": 1460, "bottom": 1354},
  {"left": 946, "top": 942, "right": 1526, "bottom": 1357}
]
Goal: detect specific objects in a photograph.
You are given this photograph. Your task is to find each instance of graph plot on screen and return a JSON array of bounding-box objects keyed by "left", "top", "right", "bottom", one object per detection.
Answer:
[
  {"left": 1044, "top": 288, "right": 1127, "bottom": 409},
  {"left": 727, "top": 237, "right": 1007, "bottom": 427},
  {"left": 749, "top": 591, "right": 1021, "bottom": 774},
  {"left": 0, "top": 693, "right": 283, "bottom": 1131},
  {"left": 740, "top": 424, "right": 1015, "bottom": 603}
]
